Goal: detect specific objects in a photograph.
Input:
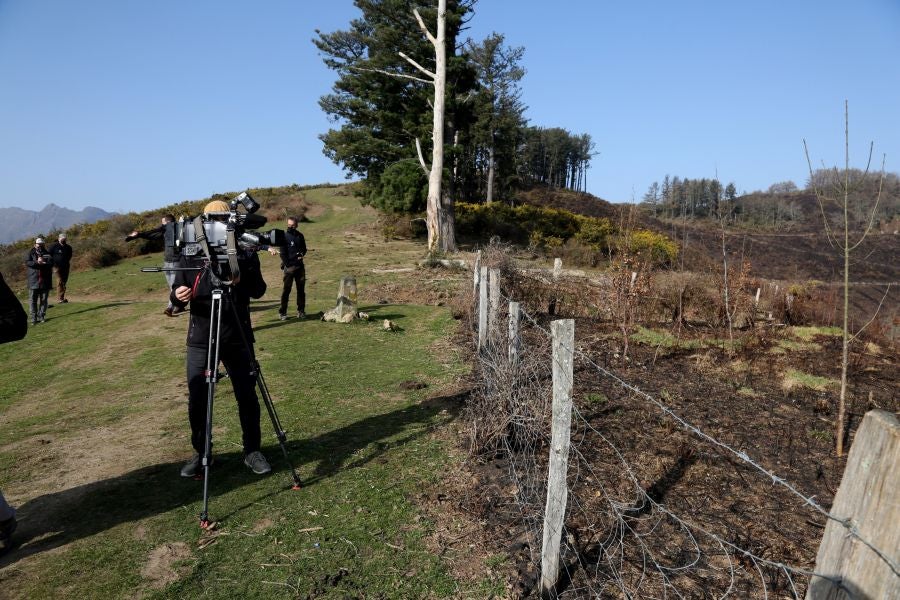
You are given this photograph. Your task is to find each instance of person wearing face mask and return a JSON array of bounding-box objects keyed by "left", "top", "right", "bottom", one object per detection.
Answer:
[{"left": 268, "top": 216, "right": 307, "bottom": 321}]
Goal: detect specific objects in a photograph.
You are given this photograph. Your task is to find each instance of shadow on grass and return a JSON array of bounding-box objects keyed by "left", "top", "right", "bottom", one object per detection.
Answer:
[
  {"left": 55, "top": 302, "right": 131, "bottom": 317},
  {"left": 0, "top": 388, "right": 467, "bottom": 568},
  {"left": 357, "top": 304, "right": 408, "bottom": 322}
]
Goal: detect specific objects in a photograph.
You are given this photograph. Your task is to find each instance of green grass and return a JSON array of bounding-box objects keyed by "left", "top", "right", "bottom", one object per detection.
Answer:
[
  {"left": 772, "top": 339, "right": 823, "bottom": 353},
  {"left": 790, "top": 326, "right": 842, "bottom": 341},
  {"left": 808, "top": 428, "right": 833, "bottom": 442},
  {"left": 0, "top": 186, "right": 484, "bottom": 598},
  {"left": 631, "top": 326, "right": 701, "bottom": 349},
  {"left": 782, "top": 369, "right": 835, "bottom": 391}
]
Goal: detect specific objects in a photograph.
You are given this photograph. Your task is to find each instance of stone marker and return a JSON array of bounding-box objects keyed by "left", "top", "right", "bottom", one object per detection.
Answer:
[{"left": 322, "top": 276, "right": 359, "bottom": 323}]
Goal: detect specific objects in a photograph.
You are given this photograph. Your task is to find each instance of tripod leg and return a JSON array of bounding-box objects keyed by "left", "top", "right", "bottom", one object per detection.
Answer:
[
  {"left": 255, "top": 366, "right": 303, "bottom": 489},
  {"left": 199, "top": 289, "right": 225, "bottom": 528},
  {"left": 224, "top": 289, "right": 303, "bottom": 490}
]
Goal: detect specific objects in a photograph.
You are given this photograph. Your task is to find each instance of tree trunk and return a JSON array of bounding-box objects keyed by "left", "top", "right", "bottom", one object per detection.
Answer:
[
  {"left": 486, "top": 144, "right": 495, "bottom": 203},
  {"left": 425, "top": 0, "right": 455, "bottom": 253}
]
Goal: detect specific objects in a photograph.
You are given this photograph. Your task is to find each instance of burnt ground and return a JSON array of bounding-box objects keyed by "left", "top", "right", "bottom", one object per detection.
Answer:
[{"left": 416, "top": 309, "right": 898, "bottom": 598}]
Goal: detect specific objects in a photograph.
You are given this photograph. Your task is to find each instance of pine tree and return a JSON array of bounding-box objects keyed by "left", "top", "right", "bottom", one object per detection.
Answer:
[{"left": 314, "top": 0, "right": 474, "bottom": 208}]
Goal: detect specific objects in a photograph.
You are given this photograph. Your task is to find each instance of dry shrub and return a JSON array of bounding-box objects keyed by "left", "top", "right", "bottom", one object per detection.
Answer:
[
  {"left": 651, "top": 271, "right": 707, "bottom": 324},
  {"left": 465, "top": 327, "right": 551, "bottom": 456},
  {"left": 76, "top": 241, "right": 122, "bottom": 269},
  {"left": 377, "top": 213, "right": 425, "bottom": 241},
  {"left": 772, "top": 281, "right": 838, "bottom": 326},
  {"left": 608, "top": 252, "right": 653, "bottom": 358},
  {"left": 554, "top": 238, "right": 604, "bottom": 268}
]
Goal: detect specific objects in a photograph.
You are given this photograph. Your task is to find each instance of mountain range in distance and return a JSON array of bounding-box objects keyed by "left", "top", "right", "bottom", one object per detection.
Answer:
[{"left": 0, "top": 204, "right": 116, "bottom": 244}]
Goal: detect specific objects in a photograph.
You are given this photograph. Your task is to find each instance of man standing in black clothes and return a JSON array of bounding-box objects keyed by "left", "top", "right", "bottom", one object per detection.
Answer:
[
  {"left": 25, "top": 238, "right": 52, "bottom": 324},
  {"left": 0, "top": 270, "right": 28, "bottom": 554},
  {"left": 268, "top": 216, "right": 306, "bottom": 321},
  {"left": 170, "top": 200, "right": 271, "bottom": 478},
  {"left": 126, "top": 214, "right": 182, "bottom": 316},
  {"left": 49, "top": 233, "right": 73, "bottom": 303}
]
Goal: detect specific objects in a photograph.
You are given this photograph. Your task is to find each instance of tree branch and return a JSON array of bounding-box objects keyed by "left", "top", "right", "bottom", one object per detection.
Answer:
[
  {"left": 415, "top": 137, "right": 429, "bottom": 174},
  {"left": 398, "top": 51, "right": 435, "bottom": 80},
  {"left": 348, "top": 65, "right": 432, "bottom": 85},
  {"left": 803, "top": 139, "right": 839, "bottom": 249},
  {"left": 412, "top": 8, "right": 436, "bottom": 45},
  {"left": 849, "top": 283, "right": 892, "bottom": 343},
  {"left": 849, "top": 153, "right": 886, "bottom": 252}
]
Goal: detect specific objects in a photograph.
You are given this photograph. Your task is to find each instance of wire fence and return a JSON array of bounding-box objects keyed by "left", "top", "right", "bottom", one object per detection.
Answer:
[{"left": 466, "top": 260, "right": 898, "bottom": 599}]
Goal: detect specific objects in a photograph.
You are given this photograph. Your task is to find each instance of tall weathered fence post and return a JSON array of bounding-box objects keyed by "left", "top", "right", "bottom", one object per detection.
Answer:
[
  {"left": 488, "top": 268, "right": 500, "bottom": 344},
  {"left": 806, "top": 410, "right": 900, "bottom": 599},
  {"left": 541, "top": 319, "right": 574, "bottom": 598},
  {"left": 508, "top": 301, "right": 521, "bottom": 366},
  {"left": 478, "top": 265, "right": 488, "bottom": 350},
  {"left": 473, "top": 249, "right": 481, "bottom": 296},
  {"left": 548, "top": 258, "right": 562, "bottom": 316}
]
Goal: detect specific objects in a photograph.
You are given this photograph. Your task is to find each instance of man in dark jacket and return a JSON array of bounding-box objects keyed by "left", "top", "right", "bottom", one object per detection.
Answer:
[
  {"left": 0, "top": 270, "right": 27, "bottom": 554},
  {"left": 170, "top": 201, "right": 271, "bottom": 477},
  {"left": 127, "top": 214, "right": 182, "bottom": 315},
  {"left": 268, "top": 216, "right": 307, "bottom": 320},
  {"left": 25, "top": 238, "right": 53, "bottom": 324},
  {"left": 49, "top": 233, "right": 73, "bottom": 303}
]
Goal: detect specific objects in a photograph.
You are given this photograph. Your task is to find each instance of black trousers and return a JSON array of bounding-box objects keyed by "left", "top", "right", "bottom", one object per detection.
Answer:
[
  {"left": 279, "top": 262, "right": 305, "bottom": 315},
  {"left": 186, "top": 344, "right": 261, "bottom": 456},
  {"left": 55, "top": 266, "right": 70, "bottom": 301}
]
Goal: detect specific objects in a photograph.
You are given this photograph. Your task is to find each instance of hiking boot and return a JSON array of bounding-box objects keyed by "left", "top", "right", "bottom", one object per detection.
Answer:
[
  {"left": 244, "top": 451, "right": 271, "bottom": 475},
  {"left": 180, "top": 453, "right": 212, "bottom": 478},
  {"left": 279, "top": 313, "right": 288, "bottom": 321},
  {"left": 0, "top": 516, "right": 16, "bottom": 554},
  {"left": 297, "top": 311, "right": 305, "bottom": 320},
  {"left": 164, "top": 307, "right": 173, "bottom": 317}
]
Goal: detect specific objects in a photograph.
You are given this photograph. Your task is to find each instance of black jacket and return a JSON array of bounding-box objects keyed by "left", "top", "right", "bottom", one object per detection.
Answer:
[
  {"left": 279, "top": 228, "right": 307, "bottom": 269},
  {"left": 131, "top": 223, "right": 179, "bottom": 262},
  {"left": 170, "top": 252, "right": 266, "bottom": 348},
  {"left": 49, "top": 241, "right": 73, "bottom": 268},
  {"left": 25, "top": 247, "right": 53, "bottom": 290},
  {"left": 0, "top": 271, "right": 27, "bottom": 343}
]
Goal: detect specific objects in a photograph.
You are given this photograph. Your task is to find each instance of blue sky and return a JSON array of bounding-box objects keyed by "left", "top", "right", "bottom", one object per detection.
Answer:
[{"left": 0, "top": 0, "right": 898, "bottom": 213}]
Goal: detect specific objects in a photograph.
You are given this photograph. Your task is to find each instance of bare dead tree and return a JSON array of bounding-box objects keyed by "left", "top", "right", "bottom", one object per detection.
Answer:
[
  {"left": 403, "top": 0, "right": 457, "bottom": 253},
  {"left": 803, "top": 100, "right": 887, "bottom": 457}
]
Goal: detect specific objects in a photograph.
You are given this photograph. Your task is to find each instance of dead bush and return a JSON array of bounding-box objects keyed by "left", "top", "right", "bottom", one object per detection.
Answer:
[
  {"left": 773, "top": 281, "right": 838, "bottom": 326},
  {"left": 377, "top": 213, "right": 425, "bottom": 241},
  {"left": 465, "top": 327, "right": 551, "bottom": 457}
]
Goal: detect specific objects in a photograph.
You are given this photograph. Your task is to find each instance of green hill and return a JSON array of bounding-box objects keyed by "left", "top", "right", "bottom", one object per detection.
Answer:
[{"left": 0, "top": 186, "right": 502, "bottom": 598}]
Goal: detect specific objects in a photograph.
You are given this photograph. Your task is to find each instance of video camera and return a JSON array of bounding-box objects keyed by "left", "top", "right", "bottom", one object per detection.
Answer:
[{"left": 176, "top": 192, "right": 285, "bottom": 261}]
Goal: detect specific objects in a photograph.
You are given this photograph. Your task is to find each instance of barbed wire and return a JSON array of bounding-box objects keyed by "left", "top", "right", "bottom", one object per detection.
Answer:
[
  {"left": 507, "top": 290, "right": 899, "bottom": 580},
  {"left": 465, "top": 270, "right": 897, "bottom": 596}
]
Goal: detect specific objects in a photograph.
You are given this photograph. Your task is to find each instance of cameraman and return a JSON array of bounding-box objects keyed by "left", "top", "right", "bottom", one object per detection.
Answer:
[
  {"left": 0, "top": 270, "right": 28, "bottom": 554},
  {"left": 170, "top": 200, "right": 271, "bottom": 477},
  {"left": 25, "top": 237, "right": 53, "bottom": 324},
  {"left": 126, "top": 214, "right": 182, "bottom": 316},
  {"left": 268, "top": 216, "right": 306, "bottom": 320}
]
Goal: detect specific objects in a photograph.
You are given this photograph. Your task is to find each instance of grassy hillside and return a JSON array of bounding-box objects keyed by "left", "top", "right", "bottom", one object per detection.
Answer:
[{"left": 0, "top": 186, "right": 499, "bottom": 598}]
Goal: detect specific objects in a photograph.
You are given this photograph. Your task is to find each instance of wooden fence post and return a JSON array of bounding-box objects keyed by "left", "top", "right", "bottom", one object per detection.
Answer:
[
  {"left": 478, "top": 265, "right": 488, "bottom": 350},
  {"left": 508, "top": 301, "right": 521, "bottom": 366},
  {"left": 549, "top": 258, "right": 562, "bottom": 316},
  {"left": 805, "top": 410, "right": 899, "bottom": 599},
  {"left": 488, "top": 268, "right": 500, "bottom": 343},
  {"left": 541, "top": 319, "right": 574, "bottom": 598},
  {"left": 473, "top": 250, "right": 482, "bottom": 297}
]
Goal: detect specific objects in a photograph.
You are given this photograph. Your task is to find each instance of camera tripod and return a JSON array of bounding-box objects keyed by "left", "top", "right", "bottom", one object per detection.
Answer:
[{"left": 142, "top": 264, "right": 302, "bottom": 529}]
